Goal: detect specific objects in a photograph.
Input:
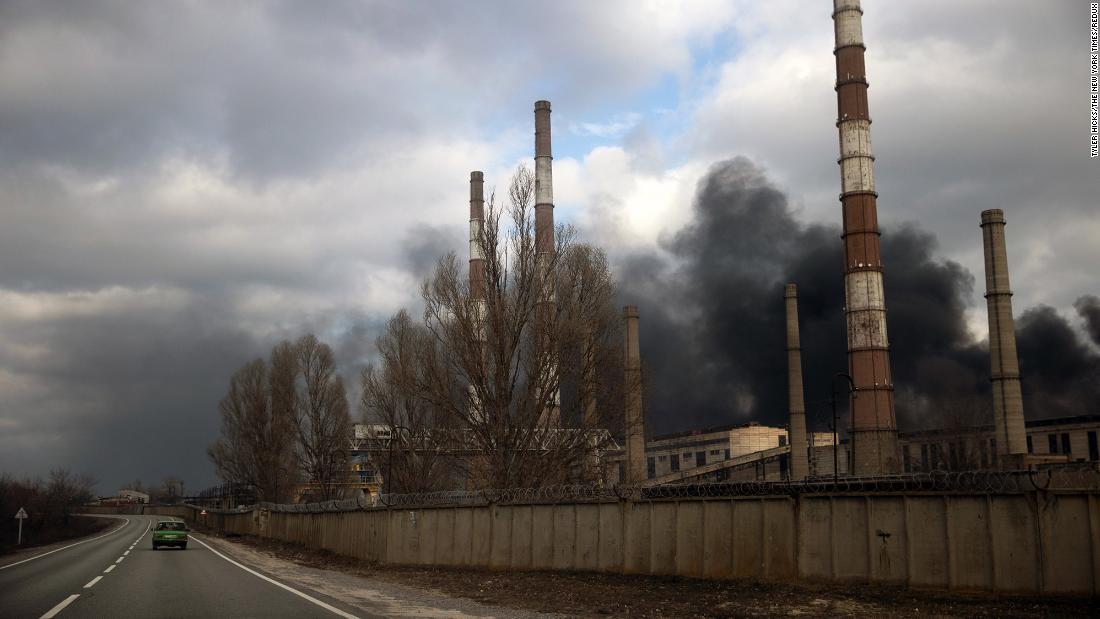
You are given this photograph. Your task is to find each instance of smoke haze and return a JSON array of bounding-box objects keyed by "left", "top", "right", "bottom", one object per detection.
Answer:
[{"left": 619, "top": 158, "right": 1100, "bottom": 436}]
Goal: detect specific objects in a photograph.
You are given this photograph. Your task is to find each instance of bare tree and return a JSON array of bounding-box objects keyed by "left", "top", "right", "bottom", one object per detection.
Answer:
[
  {"left": 208, "top": 355, "right": 297, "bottom": 502},
  {"left": 292, "top": 334, "right": 352, "bottom": 501},
  {"left": 361, "top": 310, "right": 459, "bottom": 493},
  {"left": 411, "top": 165, "right": 622, "bottom": 489},
  {"left": 121, "top": 479, "right": 146, "bottom": 494}
]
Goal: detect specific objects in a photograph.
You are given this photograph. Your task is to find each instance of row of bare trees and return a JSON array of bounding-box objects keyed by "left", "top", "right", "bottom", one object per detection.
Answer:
[
  {"left": 1, "top": 469, "right": 98, "bottom": 549},
  {"left": 208, "top": 335, "right": 352, "bottom": 502},
  {"left": 119, "top": 476, "right": 187, "bottom": 503},
  {"left": 361, "top": 165, "right": 625, "bottom": 491}
]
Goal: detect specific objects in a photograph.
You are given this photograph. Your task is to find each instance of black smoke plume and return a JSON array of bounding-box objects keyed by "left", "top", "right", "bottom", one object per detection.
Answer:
[{"left": 618, "top": 158, "right": 1099, "bottom": 436}]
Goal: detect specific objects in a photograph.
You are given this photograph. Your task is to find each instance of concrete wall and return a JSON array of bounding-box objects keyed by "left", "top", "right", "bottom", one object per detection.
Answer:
[{"left": 180, "top": 492, "right": 1100, "bottom": 596}]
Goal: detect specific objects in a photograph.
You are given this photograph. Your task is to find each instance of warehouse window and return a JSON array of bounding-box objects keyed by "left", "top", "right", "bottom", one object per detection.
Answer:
[
  {"left": 1027, "top": 435, "right": 1033, "bottom": 453},
  {"left": 647, "top": 457, "right": 655, "bottom": 479},
  {"left": 1049, "top": 434, "right": 1058, "bottom": 454},
  {"left": 1062, "top": 433, "right": 1072, "bottom": 455},
  {"left": 670, "top": 457, "right": 680, "bottom": 472},
  {"left": 696, "top": 451, "right": 705, "bottom": 467}
]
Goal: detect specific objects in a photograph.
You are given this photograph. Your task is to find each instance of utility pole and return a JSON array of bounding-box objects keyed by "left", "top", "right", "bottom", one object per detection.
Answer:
[{"left": 830, "top": 373, "right": 857, "bottom": 484}]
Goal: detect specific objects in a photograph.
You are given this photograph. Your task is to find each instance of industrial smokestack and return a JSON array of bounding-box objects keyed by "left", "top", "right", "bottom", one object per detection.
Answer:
[
  {"left": 623, "top": 305, "right": 646, "bottom": 484},
  {"left": 535, "top": 100, "right": 560, "bottom": 427},
  {"left": 469, "top": 171, "right": 487, "bottom": 424},
  {"left": 785, "top": 284, "right": 810, "bottom": 480},
  {"left": 469, "top": 171, "right": 486, "bottom": 300},
  {"left": 832, "top": 0, "right": 900, "bottom": 474},
  {"left": 981, "top": 209, "right": 1027, "bottom": 465}
]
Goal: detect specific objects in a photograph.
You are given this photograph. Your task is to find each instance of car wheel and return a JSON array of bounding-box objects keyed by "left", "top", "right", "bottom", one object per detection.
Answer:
[
  {"left": 180, "top": 544, "right": 187, "bottom": 550},
  {"left": 152, "top": 544, "right": 159, "bottom": 550}
]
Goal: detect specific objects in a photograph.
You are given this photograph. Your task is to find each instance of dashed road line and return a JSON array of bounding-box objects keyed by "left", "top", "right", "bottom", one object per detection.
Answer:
[
  {"left": 123, "top": 550, "right": 129, "bottom": 556},
  {"left": 190, "top": 535, "right": 359, "bottom": 619},
  {"left": 0, "top": 518, "right": 130, "bottom": 571},
  {"left": 83, "top": 576, "right": 103, "bottom": 589},
  {"left": 39, "top": 594, "right": 79, "bottom": 619},
  {"left": 103, "top": 564, "right": 116, "bottom": 574},
  {"left": 114, "top": 556, "right": 125, "bottom": 564}
]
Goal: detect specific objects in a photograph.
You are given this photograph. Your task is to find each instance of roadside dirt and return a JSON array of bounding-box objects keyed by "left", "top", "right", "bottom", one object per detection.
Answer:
[
  {"left": 0, "top": 515, "right": 115, "bottom": 559},
  {"left": 212, "top": 533, "right": 1099, "bottom": 618}
]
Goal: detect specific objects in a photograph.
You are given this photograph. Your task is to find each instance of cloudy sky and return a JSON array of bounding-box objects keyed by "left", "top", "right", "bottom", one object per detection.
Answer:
[{"left": 1, "top": 1, "right": 1095, "bottom": 494}]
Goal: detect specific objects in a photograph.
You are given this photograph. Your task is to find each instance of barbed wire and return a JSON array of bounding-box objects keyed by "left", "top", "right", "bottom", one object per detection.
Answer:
[{"left": 190, "top": 464, "right": 1100, "bottom": 515}]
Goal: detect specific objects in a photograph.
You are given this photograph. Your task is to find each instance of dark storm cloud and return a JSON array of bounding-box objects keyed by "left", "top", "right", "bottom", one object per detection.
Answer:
[
  {"left": 401, "top": 223, "right": 465, "bottom": 281},
  {"left": 0, "top": 0, "right": 714, "bottom": 181},
  {"left": 1075, "top": 296, "right": 1100, "bottom": 348},
  {"left": 621, "top": 158, "right": 1099, "bottom": 436},
  {"left": 0, "top": 290, "right": 262, "bottom": 492}
]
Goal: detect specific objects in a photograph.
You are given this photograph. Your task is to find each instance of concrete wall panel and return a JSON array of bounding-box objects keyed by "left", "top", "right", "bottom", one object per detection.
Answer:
[
  {"left": 553, "top": 505, "right": 577, "bottom": 571},
  {"left": 732, "top": 500, "right": 763, "bottom": 579},
  {"left": 988, "top": 496, "right": 1038, "bottom": 592},
  {"left": 702, "top": 501, "right": 733, "bottom": 579},
  {"left": 418, "top": 510, "right": 438, "bottom": 565},
  {"left": 906, "top": 497, "right": 949, "bottom": 588},
  {"left": 511, "top": 505, "right": 533, "bottom": 569},
  {"left": 650, "top": 502, "right": 677, "bottom": 575},
  {"left": 1040, "top": 494, "right": 1093, "bottom": 594},
  {"left": 763, "top": 498, "right": 796, "bottom": 580},
  {"left": 947, "top": 496, "right": 994, "bottom": 590},
  {"left": 531, "top": 505, "right": 555, "bottom": 569},
  {"left": 435, "top": 509, "right": 456, "bottom": 566},
  {"left": 867, "top": 497, "right": 906, "bottom": 584},
  {"left": 471, "top": 508, "right": 492, "bottom": 567},
  {"left": 797, "top": 497, "right": 832, "bottom": 579},
  {"left": 575, "top": 504, "right": 600, "bottom": 571},
  {"left": 598, "top": 503, "right": 623, "bottom": 573},
  {"left": 832, "top": 498, "right": 869, "bottom": 582},
  {"left": 453, "top": 508, "right": 473, "bottom": 566},
  {"left": 623, "top": 502, "right": 650, "bottom": 574},
  {"left": 490, "top": 505, "right": 512, "bottom": 569},
  {"left": 675, "top": 502, "right": 704, "bottom": 578}
]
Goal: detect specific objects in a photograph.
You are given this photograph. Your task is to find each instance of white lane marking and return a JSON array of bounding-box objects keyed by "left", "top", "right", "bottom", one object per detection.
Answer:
[
  {"left": 0, "top": 518, "right": 130, "bottom": 571},
  {"left": 103, "top": 564, "right": 116, "bottom": 574},
  {"left": 114, "top": 556, "right": 125, "bottom": 564},
  {"left": 123, "top": 550, "right": 129, "bottom": 556},
  {"left": 190, "top": 536, "right": 358, "bottom": 619},
  {"left": 83, "top": 576, "right": 103, "bottom": 589},
  {"left": 39, "top": 594, "right": 79, "bottom": 618}
]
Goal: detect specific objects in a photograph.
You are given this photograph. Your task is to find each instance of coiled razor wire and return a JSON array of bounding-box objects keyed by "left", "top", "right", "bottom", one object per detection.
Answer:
[{"left": 186, "top": 463, "right": 1100, "bottom": 515}]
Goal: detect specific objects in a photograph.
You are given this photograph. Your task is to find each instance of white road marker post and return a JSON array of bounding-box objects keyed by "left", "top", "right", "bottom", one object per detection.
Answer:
[{"left": 15, "top": 507, "right": 27, "bottom": 545}]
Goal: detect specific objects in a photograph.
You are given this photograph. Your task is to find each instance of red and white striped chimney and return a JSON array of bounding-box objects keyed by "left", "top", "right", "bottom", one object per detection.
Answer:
[
  {"left": 534, "top": 100, "right": 560, "bottom": 427},
  {"left": 833, "top": 0, "right": 900, "bottom": 474},
  {"left": 469, "top": 171, "right": 487, "bottom": 424}
]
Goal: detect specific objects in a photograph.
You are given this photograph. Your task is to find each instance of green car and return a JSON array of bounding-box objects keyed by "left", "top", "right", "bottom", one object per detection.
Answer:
[{"left": 152, "top": 520, "right": 189, "bottom": 550}]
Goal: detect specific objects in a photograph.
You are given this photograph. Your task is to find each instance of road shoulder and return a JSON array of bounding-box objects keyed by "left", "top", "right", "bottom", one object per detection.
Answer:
[
  {"left": 0, "top": 515, "right": 120, "bottom": 567},
  {"left": 197, "top": 533, "right": 562, "bottom": 619}
]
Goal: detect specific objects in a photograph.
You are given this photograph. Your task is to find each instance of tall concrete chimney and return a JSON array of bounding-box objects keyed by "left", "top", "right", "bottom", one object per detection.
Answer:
[
  {"left": 832, "top": 0, "right": 900, "bottom": 474},
  {"left": 785, "top": 284, "right": 810, "bottom": 480},
  {"left": 981, "top": 209, "right": 1027, "bottom": 465},
  {"left": 623, "top": 306, "right": 646, "bottom": 484},
  {"left": 469, "top": 171, "right": 486, "bottom": 301},
  {"left": 535, "top": 100, "right": 560, "bottom": 427},
  {"left": 469, "top": 171, "right": 487, "bottom": 424}
]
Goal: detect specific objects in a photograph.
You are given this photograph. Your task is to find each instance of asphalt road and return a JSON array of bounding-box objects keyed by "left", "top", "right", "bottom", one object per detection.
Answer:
[{"left": 0, "top": 515, "right": 367, "bottom": 618}]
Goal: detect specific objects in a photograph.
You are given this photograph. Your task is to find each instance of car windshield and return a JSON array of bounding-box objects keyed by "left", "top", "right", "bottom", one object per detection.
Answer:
[{"left": 156, "top": 522, "right": 187, "bottom": 531}]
